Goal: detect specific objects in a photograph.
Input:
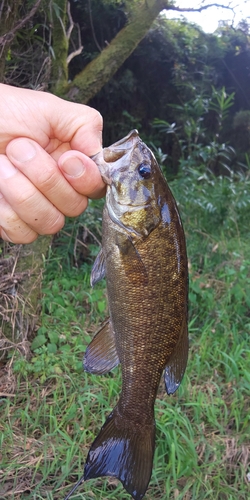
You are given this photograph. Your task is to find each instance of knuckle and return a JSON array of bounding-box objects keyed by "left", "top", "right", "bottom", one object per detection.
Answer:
[
  {"left": 0, "top": 224, "right": 38, "bottom": 244},
  {"left": 84, "top": 106, "right": 103, "bottom": 132},
  {"left": 16, "top": 231, "right": 38, "bottom": 244},
  {"left": 63, "top": 197, "right": 88, "bottom": 217},
  {"left": 14, "top": 187, "right": 37, "bottom": 208},
  {"left": 40, "top": 213, "right": 65, "bottom": 235},
  {"left": 92, "top": 109, "right": 103, "bottom": 129},
  {"left": 36, "top": 169, "right": 58, "bottom": 191}
]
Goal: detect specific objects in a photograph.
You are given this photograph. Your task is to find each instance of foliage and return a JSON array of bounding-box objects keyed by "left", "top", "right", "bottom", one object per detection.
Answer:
[
  {"left": 232, "top": 110, "right": 250, "bottom": 162},
  {"left": 3, "top": 1, "right": 49, "bottom": 88},
  {"left": 88, "top": 16, "right": 250, "bottom": 154},
  {"left": 153, "top": 86, "right": 240, "bottom": 176}
]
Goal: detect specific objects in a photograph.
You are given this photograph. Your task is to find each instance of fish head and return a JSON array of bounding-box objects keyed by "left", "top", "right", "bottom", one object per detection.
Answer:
[{"left": 92, "top": 130, "right": 167, "bottom": 237}]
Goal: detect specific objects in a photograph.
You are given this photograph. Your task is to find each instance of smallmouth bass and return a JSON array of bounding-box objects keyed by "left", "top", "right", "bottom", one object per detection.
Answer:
[{"left": 65, "top": 130, "right": 188, "bottom": 500}]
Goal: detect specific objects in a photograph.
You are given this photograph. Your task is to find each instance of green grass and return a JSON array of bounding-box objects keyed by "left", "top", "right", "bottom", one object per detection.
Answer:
[{"left": 1, "top": 174, "right": 250, "bottom": 499}]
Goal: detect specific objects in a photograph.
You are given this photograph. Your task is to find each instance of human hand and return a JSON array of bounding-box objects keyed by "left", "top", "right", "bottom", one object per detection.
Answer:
[{"left": 0, "top": 84, "right": 105, "bottom": 243}]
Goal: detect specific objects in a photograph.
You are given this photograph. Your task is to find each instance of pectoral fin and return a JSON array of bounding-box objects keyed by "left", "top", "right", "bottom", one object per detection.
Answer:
[
  {"left": 164, "top": 317, "right": 188, "bottom": 395},
  {"left": 90, "top": 248, "right": 106, "bottom": 286},
  {"left": 84, "top": 319, "right": 120, "bottom": 374}
]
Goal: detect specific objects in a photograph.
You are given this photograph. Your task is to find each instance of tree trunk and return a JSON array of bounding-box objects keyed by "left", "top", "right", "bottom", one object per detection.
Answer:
[
  {"left": 50, "top": 0, "right": 69, "bottom": 94},
  {"left": 65, "top": 0, "right": 169, "bottom": 103}
]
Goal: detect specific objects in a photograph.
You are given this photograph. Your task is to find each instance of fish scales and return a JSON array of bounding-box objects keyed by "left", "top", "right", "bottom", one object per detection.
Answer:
[
  {"left": 64, "top": 130, "right": 188, "bottom": 500},
  {"left": 103, "top": 208, "right": 186, "bottom": 422}
]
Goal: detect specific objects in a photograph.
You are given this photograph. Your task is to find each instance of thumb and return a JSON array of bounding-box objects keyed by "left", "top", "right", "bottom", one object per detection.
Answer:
[{"left": 58, "top": 150, "right": 106, "bottom": 199}]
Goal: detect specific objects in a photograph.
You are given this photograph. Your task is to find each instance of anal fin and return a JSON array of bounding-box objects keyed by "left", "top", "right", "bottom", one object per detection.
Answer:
[{"left": 84, "top": 319, "right": 120, "bottom": 374}]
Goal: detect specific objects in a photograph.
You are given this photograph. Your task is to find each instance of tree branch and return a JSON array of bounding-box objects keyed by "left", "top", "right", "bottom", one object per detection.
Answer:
[
  {"left": 66, "top": 0, "right": 74, "bottom": 39},
  {"left": 88, "top": 0, "right": 102, "bottom": 52},
  {"left": 66, "top": 1, "right": 83, "bottom": 64},
  {"left": 168, "top": 2, "right": 234, "bottom": 14},
  {"left": 0, "top": 0, "right": 43, "bottom": 51},
  {"left": 65, "top": 0, "right": 170, "bottom": 103},
  {"left": 67, "top": 46, "right": 83, "bottom": 64}
]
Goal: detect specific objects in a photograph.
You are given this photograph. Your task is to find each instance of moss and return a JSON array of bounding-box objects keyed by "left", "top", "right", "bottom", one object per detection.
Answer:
[
  {"left": 64, "top": 0, "right": 168, "bottom": 103},
  {"left": 50, "top": 0, "right": 69, "bottom": 95}
]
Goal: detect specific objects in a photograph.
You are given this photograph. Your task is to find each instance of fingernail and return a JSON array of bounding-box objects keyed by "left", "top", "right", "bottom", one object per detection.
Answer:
[
  {"left": 0, "top": 158, "right": 17, "bottom": 179},
  {"left": 8, "top": 138, "right": 36, "bottom": 162},
  {"left": 60, "top": 156, "right": 85, "bottom": 177}
]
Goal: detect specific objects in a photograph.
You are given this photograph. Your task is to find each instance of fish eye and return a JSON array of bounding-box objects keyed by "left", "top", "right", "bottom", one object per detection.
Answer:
[{"left": 138, "top": 163, "right": 151, "bottom": 179}]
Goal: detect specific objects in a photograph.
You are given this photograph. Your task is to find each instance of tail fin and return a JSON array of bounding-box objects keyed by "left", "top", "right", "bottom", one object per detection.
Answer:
[{"left": 84, "top": 407, "right": 155, "bottom": 500}]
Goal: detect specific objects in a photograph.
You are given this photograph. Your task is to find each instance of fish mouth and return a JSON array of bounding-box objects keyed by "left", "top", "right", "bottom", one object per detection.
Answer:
[
  {"left": 91, "top": 130, "right": 141, "bottom": 185},
  {"left": 104, "top": 130, "right": 140, "bottom": 157}
]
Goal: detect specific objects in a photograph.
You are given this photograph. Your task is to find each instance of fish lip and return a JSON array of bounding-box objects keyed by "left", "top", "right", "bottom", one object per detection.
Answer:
[
  {"left": 105, "top": 129, "right": 140, "bottom": 151},
  {"left": 92, "top": 151, "right": 133, "bottom": 186},
  {"left": 91, "top": 130, "right": 141, "bottom": 185},
  {"left": 90, "top": 153, "right": 112, "bottom": 185}
]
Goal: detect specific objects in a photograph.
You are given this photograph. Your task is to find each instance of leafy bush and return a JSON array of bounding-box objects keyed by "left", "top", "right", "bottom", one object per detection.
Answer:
[{"left": 153, "top": 87, "right": 241, "bottom": 176}]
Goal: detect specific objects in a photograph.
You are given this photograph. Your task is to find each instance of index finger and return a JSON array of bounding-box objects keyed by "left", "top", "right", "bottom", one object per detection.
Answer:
[
  {"left": 0, "top": 85, "right": 103, "bottom": 157},
  {"left": 43, "top": 96, "right": 103, "bottom": 156}
]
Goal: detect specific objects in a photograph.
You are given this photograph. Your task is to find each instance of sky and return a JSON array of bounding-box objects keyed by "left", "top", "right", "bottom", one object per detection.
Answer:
[{"left": 165, "top": 1, "right": 249, "bottom": 33}]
